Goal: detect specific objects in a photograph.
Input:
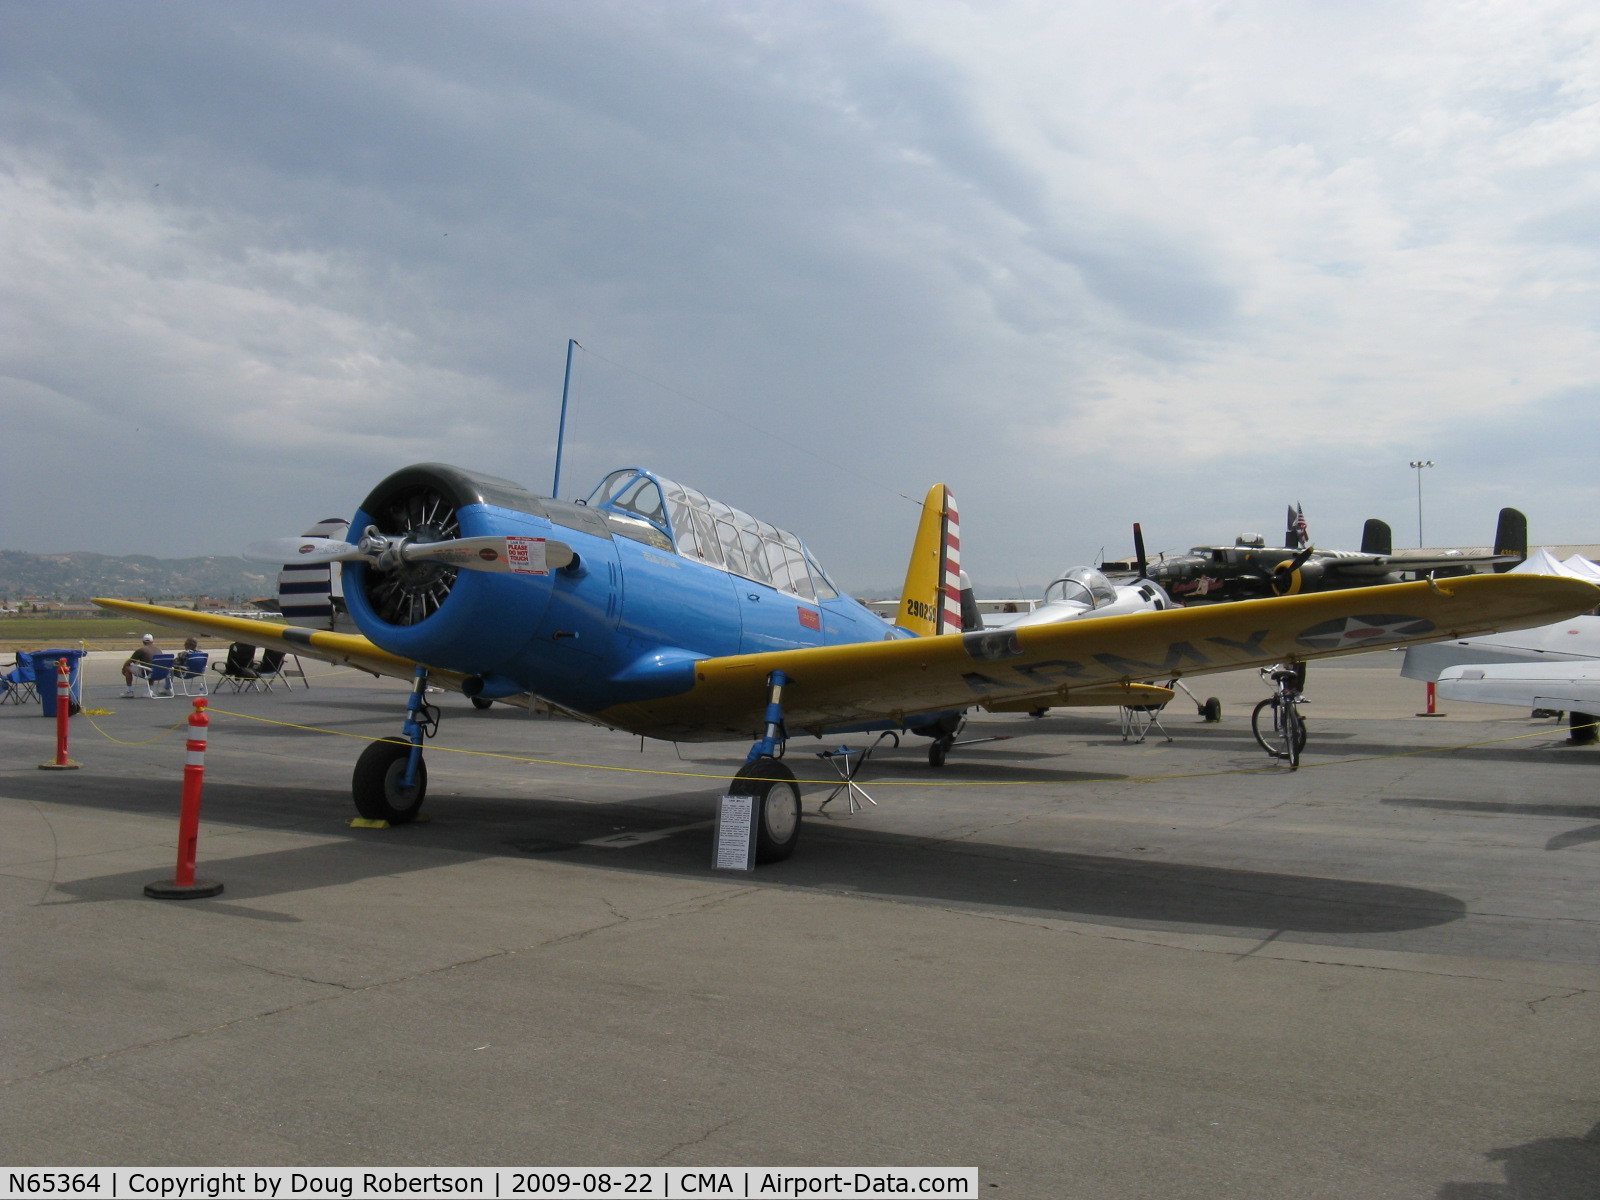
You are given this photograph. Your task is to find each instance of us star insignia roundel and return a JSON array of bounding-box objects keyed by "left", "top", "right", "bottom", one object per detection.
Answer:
[{"left": 1295, "top": 613, "right": 1436, "bottom": 651}]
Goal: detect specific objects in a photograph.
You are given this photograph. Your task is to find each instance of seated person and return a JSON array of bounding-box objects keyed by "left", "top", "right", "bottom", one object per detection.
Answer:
[{"left": 122, "top": 634, "right": 160, "bottom": 697}]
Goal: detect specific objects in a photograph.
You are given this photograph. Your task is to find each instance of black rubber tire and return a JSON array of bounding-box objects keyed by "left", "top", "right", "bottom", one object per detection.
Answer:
[
  {"left": 928, "top": 736, "right": 952, "bottom": 768},
  {"left": 352, "top": 736, "right": 428, "bottom": 824},
  {"left": 1251, "top": 697, "right": 1282, "bottom": 757},
  {"left": 1283, "top": 709, "right": 1304, "bottom": 770},
  {"left": 469, "top": 695, "right": 494, "bottom": 710},
  {"left": 1200, "top": 697, "right": 1222, "bottom": 723},
  {"left": 1252, "top": 697, "right": 1307, "bottom": 763},
  {"left": 730, "top": 758, "right": 802, "bottom": 864}
]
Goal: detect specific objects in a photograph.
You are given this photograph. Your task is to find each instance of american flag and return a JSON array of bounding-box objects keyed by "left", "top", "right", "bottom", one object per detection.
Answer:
[{"left": 1289, "top": 504, "right": 1309, "bottom": 548}]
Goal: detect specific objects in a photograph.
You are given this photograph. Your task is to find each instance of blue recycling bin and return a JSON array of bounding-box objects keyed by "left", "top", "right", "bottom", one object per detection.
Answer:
[{"left": 33, "top": 649, "right": 85, "bottom": 717}]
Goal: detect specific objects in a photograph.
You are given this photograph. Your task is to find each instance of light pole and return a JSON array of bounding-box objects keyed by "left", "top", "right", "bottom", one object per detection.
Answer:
[{"left": 1409, "top": 460, "right": 1434, "bottom": 548}]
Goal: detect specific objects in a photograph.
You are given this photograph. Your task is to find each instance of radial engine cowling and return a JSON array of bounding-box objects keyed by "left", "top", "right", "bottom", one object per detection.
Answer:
[
  {"left": 342, "top": 463, "right": 562, "bottom": 671},
  {"left": 1273, "top": 558, "right": 1326, "bottom": 596}
]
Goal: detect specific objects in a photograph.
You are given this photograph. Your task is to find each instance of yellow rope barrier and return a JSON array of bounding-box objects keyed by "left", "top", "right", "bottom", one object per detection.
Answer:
[
  {"left": 77, "top": 711, "right": 191, "bottom": 746},
  {"left": 178, "top": 706, "right": 1578, "bottom": 790}
]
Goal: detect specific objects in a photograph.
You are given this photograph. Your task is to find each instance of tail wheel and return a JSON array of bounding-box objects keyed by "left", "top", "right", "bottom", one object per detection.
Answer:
[
  {"left": 928, "top": 735, "right": 954, "bottom": 768},
  {"left": 730, "top": 758, "right": 802, "bottom": 864},
  {"left": 353, "top": 736, "right": 428, "bottom": 824},
  {"left": 470, "top": 696, "right": 494, "bottom": 710}
]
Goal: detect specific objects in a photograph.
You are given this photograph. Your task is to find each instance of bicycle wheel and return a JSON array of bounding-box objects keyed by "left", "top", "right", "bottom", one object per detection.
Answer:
[
  {"left": 1282, "top": 706, "right": 1304, "bottom": 769},
  {"left": 1251, "top": 697, "right": 1285, "bottom": 757}
]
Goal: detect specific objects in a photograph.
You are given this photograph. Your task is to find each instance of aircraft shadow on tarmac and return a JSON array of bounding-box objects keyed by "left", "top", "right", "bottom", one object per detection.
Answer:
[
  {"left": 1436, "top": 1120, "right": 1600, "bottom": 1199},
  {"left": 1299, "top": 735, "right": 1596, "bottom": 767},
  {"left": 14, "top": 766, "right": 1466, "bottom": 939},
  {"left": 1384, "top": 797, "right": 1600, "bottom": 852}
]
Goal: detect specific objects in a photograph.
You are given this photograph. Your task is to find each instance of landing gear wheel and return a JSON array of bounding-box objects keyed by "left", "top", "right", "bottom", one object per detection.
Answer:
[
  {"left": 353, "top": 736, "right": 428, "bottom": 824},
  {"left": 469, "top": 696, "right": 493, "bottom": 710},
  {"left": 928, "top": 735, "right": 955, "bottom": 769},
  {"left": 730, "top": 758, "right": 801, "bottom": 864},
  {"left": 1200, "top": 697, "right": 1222, "bottom": 723}
]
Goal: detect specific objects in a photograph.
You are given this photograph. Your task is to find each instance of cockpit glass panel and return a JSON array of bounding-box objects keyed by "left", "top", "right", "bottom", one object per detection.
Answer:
[
  {"left": 716, "top": 519, "right": 749, "bottom": 576},
  {"left": 806, "top": 556, "right": 839, "bottom": 600},
  {"left": 586, "top": 470, "right": 841, "bottom": 592},
  {"left": 1045, "top": 566, "right": 1118, "bottom": 608},
  {"left": 739, "top": 529, "right": 772, "bottom": 583},
  {"left": 668, "top": 498, "right": 702, "bottom": 559},
  {"left": 612, "top": 476, "right": 666, "bottom": 526},
  {"left": 593, "top": 470, "right": 637, "bottom": 508},
  {"left": 690, "top": 508, "right": 723, "bottom": 566}
]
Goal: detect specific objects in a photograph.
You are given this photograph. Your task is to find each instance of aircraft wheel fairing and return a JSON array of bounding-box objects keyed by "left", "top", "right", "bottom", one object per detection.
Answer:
[
  {"left": 731, "top": 758, "right": 801, "bottom": 863},
  {"left": 353, "top": 736, "right": 428, "bottom": 824}
]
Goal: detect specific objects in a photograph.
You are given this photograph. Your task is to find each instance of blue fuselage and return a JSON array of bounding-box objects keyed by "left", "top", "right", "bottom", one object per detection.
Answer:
[{"left": 342, "top": 469, "right": 900, "bottom": 722}]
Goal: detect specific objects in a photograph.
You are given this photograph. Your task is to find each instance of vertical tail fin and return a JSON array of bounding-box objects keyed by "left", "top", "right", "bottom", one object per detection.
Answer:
[
  {"left": 896, "top": 484, "right": 966, "bottom": 636},
  {"left": 1493, "top": 507, "right": 1527, "bottom": 571},
  {"left": 1360, "top": 518, "right": 1393, "bottom": 556}
]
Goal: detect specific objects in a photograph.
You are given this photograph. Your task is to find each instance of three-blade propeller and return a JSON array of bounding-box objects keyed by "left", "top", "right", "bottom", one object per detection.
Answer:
[{"left": 247, "top": 528, "right": 575, "bottom": 575}]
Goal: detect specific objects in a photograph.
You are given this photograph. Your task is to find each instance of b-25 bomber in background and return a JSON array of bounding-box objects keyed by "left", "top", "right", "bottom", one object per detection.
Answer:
[{"left": 1102, "top": 506, "right": 1528, "bottom": 603}]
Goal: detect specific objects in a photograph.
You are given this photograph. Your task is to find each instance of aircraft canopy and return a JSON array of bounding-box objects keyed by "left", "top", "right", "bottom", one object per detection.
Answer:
[
  {"left": 1044, "top": 566, "right": 1119, "bottom": 608},
  {"left": 588, "top": 469, "right": 841, "bottom": 602}
]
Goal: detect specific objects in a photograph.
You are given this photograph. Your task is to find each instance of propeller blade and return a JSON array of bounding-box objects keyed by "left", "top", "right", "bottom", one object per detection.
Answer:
[
  {"left": 1132, "top": 523, "right": 1149, "bottom": 579},
  {"left": 248, "top": 532, "right": 574, "bottom": 575},
  {"left": 245, "top": 537, "right": 366, "bottom": 565},
  {"left": 1270, "top": 545, "right": 1318, "bottom": 595},
  {"left": 402, "top": 535, "right": 575, "bottom": 574}
]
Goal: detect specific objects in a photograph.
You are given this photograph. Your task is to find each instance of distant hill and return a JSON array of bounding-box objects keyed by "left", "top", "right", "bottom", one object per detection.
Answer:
[{"left": 0, "top": 550, "right": 274, "bottom": 601}]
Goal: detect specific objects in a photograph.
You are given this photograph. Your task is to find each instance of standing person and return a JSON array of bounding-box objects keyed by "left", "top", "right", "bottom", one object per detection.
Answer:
[{"left": 121, "top": 633, "right": 160, "bottom": 696}]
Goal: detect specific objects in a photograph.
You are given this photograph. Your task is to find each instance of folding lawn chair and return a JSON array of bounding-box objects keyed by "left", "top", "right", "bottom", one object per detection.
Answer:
[
  {"left": 171, "top": 650, "right": 209, "bottom": 697},
  {"left": 0, "top": 653, "right": 39, "bottom": 705},
  {"left": 130, "top": 653, "right": 177, "bottom": 698},
  {"left": 210, "top": 643, "right": 262, "bottom": 694}
]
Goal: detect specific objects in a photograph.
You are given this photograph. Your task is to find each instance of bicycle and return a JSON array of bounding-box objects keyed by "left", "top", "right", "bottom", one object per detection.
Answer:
[{"left": 1252, "top": 663, "right": 1307, "bottom": 769}]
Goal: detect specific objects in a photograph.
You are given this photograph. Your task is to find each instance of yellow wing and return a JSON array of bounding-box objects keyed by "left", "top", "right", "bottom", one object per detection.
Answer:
[
  {"left": 597, "top": 575, "right": 1600, "bottom": 740},
  {"left": 98, "top": 575, "right": 1600, "bottom": 743},
  {"left": 91, "top": 599, "right": 485, "bottom": 699}
]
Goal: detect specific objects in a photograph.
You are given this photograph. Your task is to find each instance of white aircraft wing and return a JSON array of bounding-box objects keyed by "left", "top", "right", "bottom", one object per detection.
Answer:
[
  {"left": 1436, "top": 661, "right": 1600, "bottom": 711},
  {"left": 1400, "top": 613, "right": 1600, "bottom": 681}
]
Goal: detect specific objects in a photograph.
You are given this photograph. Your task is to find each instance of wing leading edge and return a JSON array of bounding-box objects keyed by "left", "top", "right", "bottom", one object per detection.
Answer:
[
  {"left": 598, "top": 575, "right": 1600, "bottom": 740},
  {"left": 91, "top": 599, "right": 480, "bottom": 698},
  {"left": 96, "top": 575, "right": 1600, "bottom": 743}
]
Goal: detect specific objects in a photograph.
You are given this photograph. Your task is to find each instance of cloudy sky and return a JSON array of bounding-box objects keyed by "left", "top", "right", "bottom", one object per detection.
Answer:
[{"left": 3, "top": 0, "right": 1596, "bottom": 592}]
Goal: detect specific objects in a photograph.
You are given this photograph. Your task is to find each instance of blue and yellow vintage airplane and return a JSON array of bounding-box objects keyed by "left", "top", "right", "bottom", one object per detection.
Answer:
[{"left": 97, "top": 462, "right": 1600, "bottom": 864}]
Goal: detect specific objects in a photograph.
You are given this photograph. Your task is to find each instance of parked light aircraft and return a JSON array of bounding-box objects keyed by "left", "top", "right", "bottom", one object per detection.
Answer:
[
  {"left": 973, "top": 543, "right": 1222, "bottom": 721},
  {"left": 1435, "top": 661, "right": 1600, "bottom": 743},
  {"left": 1403, "top": 550, "right": 1600, "bottom": 740},
  {"left": 96, "top": 462, "right": 1598, "bottom": 864},
  {"left": 1103, "top": 509, "right": 1528, "bottom": 603}
]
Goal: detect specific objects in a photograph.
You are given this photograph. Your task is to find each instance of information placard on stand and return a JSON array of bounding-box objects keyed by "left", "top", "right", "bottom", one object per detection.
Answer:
[{"left": 714, "top": 794, "right": 757, "bottom": 871}]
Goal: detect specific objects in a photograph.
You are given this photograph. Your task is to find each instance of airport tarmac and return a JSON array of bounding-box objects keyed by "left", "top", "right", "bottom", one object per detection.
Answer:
[{"left": 2, "top": 651, "right": 1597, "bottom": 1196}]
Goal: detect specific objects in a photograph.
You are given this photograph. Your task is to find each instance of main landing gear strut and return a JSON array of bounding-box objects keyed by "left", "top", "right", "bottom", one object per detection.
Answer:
[
  {"left": 352, "top": 664, "right": 437, "bottom": 825},
  {"left": 729, "top": 669, "right": 802, "bottom": 863}
]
